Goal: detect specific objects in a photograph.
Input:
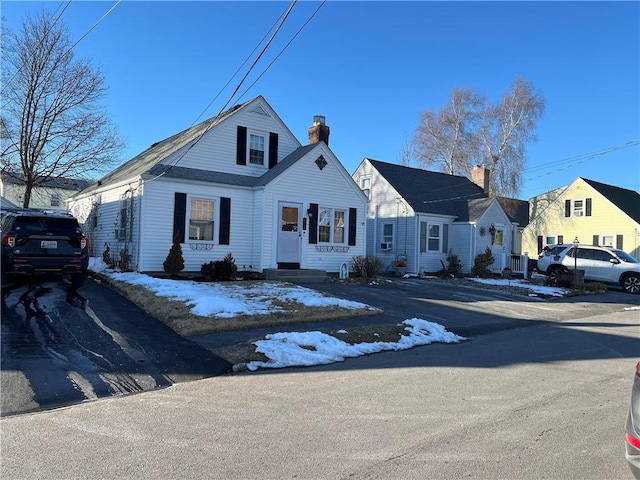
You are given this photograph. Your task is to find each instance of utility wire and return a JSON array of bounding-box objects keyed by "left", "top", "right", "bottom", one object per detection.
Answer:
[
  {"left": 144, "top": 0, "right": 301, "bottom": 183},
  {"left": 238, "top": 0, "right": 326, "bottom": 99}
]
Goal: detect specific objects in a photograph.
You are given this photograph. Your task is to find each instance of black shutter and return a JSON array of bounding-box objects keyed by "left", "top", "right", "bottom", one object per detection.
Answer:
[
  {"left": 565, "top": 200, "right": 571, "bottom": 217},
  {"left": 585, "top": 198, "right": 592, "bottom": 216},
  {"left": 308, "top": 203, "right": 318, "bottom": 244},
  {"left": 219, "top": 197, "right": 231, "bottom": 245},
  {"left": 173, "top": 193, "right": 187, "bottom": 243},
  {"left": 236, "top": 126, "right": 247, "bottom": 165},
  {"left": 442, "top": 224, "right": 449, "bottom": 253},
  {"left": 592, "top": 235, "right": 599, "bottom": 246},
  {"left": 537, "top": 235, "right": 543, "bottom": 254},
  {"left": 557, "top": 235, "right": 563, "bottom": 245},
  {"left": 616, "top": 235, "right": 623, "bottom": 249},
  {"left": 348, "top": 208, "right": 357, "bottom": 246},
  {"left": 268, "top": 132, "right": 278, "bottom": 169}
]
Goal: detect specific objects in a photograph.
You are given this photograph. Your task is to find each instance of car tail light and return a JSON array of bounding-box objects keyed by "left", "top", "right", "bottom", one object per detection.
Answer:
[
  {"left": 3, "top": 234, "right": 16, "bottom": 248},
  {"left": 81, "top": 237, "right": 89, "bottom": 249},
  {"left": 627, "top": 432, "right": 640, "bottom": 449}
]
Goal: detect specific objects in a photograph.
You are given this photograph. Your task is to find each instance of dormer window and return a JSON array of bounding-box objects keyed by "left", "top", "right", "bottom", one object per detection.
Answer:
[{"left": 249, "top": 134, "right": 265, "bottom": 165}]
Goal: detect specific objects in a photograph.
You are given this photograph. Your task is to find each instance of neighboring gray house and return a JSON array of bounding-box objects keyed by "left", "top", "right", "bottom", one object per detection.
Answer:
[
  {"left": 67, "top": 96, "right": 367, "bottom": 275},
  {"left": 352, "top": 159, "right": 527, "bottom": 275},
  {"left": 0, "top": 170, "right": 92, "bottom": 210}
]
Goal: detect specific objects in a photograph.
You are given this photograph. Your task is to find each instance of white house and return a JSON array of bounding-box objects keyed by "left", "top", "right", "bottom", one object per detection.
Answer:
[
  {"left": 67, "top": 96, "right": 368, "bottom": 276},
  {"left": 352, "top": 159, "right": 527, "bottom": 275}
]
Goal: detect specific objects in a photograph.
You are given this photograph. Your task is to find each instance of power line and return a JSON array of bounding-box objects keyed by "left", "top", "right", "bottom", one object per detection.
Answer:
[{"left": 145, "top": 0, "right": 302, "bottom": 183}]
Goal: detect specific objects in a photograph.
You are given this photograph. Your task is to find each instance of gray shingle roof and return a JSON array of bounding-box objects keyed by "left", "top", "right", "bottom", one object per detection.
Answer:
[
  {"left": 144, "top": 143, "right": 320, "bottom": 188},
  {"left": 79, "top": 97, "right": 260, "bottom": 196},
  {"left": 497, "top": 197, "right": 530, "bottom": 226},
  {"left": 1, "top": 171, "right": 92, "bottom": 191},
  {"left": 582, "top": 178, "right": 640, "bottom": 224},
  {"left": 367, "top": 159, "right": 486, "bottom": 218}
]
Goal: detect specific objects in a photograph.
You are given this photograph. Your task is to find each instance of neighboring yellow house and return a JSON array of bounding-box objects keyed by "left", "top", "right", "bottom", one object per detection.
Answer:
[
  {"left": 523, "top": 177, "right": 640, "bottom": 259},
  {"left": 0, "top": 170, "right": 92, "bottom": 211}
]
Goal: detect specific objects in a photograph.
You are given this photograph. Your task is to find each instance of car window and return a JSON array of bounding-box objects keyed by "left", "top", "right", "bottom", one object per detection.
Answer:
[
  {"left": 613, "top": 250, "right": 640, "bottom": 264},
  {"left": 14, "top": 217, "right": 80, "bottom": 236},
  {"left": 591, "top": 250, "right": 613, "bottom": 262},
  {"left": 577, "top": 249, "right": 595, "bottom": 260}
]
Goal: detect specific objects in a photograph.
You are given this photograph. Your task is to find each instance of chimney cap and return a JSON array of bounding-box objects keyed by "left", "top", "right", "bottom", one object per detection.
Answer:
[{"left": 313, "top": 115, "right": 326, "bottom": 125}]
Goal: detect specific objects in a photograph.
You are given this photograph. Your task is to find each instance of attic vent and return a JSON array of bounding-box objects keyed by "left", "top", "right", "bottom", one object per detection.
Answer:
[{"left": 250, "top": 105, "right": 270, "bottom": 116}]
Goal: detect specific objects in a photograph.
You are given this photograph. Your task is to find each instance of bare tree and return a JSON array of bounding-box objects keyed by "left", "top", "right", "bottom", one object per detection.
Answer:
[
  {"left": 1, "top": 10, "right": 123, "bottom": 207},
  {"left": 398, "top": 132, "right": 416, "bottom": 167},
  {"left": 479, "top": 77, "right": 545, "bottom": 197},
  {"left": 413, "top": 88, "right": 483, "bottom": 176},
  {"left": 412, "top": 78, "right": 544, "bottom": 197}
]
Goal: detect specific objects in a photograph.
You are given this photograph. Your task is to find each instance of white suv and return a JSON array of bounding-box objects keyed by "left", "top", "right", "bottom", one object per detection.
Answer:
[{"left": 539, "top": 244, "right": 640, "bottom": 294}]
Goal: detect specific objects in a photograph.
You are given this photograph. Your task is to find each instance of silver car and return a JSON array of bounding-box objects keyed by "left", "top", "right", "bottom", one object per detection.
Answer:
[{"left": 538, "top": 244, "right": 640, "bottom": 294}]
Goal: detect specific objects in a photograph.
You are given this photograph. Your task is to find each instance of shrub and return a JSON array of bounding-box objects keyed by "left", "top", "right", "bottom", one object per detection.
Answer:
[
  {"left": 201, "top": 261, "right": 216, "bottom": 280},
  {"left": 446, "top": 250, "right": 463, "bottom": 277},
  {"left": 471, "top": 247, "right": 494, "bottom": 278},
  {"left": 163, "top": 234, "right": 184, "bottom": 275},
  {"left": 118, "top": 250, "right": 132, "bottom": 272},
  {"left": 215, "top": 252, "right": 237, "bottom": 281},
  {"left": 351, "top": 255, "right": 383, "bottom": 281}
]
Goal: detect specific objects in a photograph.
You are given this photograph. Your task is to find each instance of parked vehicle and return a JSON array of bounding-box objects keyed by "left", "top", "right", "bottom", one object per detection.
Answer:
[
  {"left": 536, "top": 244, "right": 640, "bottom": 294},
  {"left": 1, "top": 209, "right": 89, "bottom": 288},
  {"left": 536, "top": 244, "right": 572, "bottom": 273},
  {"left": 626, "top": 361, "right": 640, "bottom": 479}
]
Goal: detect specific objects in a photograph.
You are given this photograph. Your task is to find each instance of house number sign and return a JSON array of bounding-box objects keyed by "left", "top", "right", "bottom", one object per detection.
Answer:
[
  {"left": 189, "top": 243, "right": 214, "bottom": 250},
  {"left": 315, "top": 246, "right": 349, "bottom": 253}
]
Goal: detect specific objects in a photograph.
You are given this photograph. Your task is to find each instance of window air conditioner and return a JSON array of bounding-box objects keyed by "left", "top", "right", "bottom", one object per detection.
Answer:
[{"left": 380, "top": 242, "right": 392, "bottom": 251}]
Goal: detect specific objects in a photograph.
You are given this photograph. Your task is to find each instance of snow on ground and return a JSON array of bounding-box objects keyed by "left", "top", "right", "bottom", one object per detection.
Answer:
[{"left": 89, "top": 259, "right": 570, "bottom": 370}]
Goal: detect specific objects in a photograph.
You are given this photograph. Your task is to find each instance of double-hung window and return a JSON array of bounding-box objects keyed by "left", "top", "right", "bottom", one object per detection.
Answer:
[
  {"left": 318, "top": 207, "right": 346, "bottom": 244},
  {"left": 420, "top": 222, "right": 442, "bottom": 253},
  {"left": 50, "top": 193, "right": 61, "bottom": 207},
  {"left": 572, "top": 199, "right": 585, "bottom": 217},
  {"left": 189, "top": 198, "right": 215, "bottom": 241},
  {"left": 249, "top": 134, "right": 265, "bottom": 165}
]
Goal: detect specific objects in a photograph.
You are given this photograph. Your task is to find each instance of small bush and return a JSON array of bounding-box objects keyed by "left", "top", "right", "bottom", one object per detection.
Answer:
[
  {"left": 201, "top": 261, "right": 216, "bottom": 280},
  {"left": 351, "top": 255, "right": 383, "bottom": 281},
  {"left": 471, "top": 247, "right": 495, "bottom": 278},
  {"left": 216, "top": 252, "right": 238, "bottom": 281},
  {"left": 446, "top": 250, "right": 463, "bottom": 277},
  {"left": 118, "top": 250, "right": 132, "bottom": 272},
  {"left": 163, "top": 234, "right": 184, "bottom": 275}
]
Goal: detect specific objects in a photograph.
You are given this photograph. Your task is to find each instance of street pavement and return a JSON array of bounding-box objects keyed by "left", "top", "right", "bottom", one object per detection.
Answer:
[{"left": 1, "top": 305, "right": 637, "bottom": 480}]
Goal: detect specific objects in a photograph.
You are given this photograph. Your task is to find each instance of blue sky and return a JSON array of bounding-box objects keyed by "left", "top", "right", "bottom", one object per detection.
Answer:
[{"left": 2, "top": 1, "right": 639, "bottom": 199}]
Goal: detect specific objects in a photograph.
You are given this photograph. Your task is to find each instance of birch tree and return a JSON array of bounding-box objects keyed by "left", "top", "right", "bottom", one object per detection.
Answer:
[
  {"left": 413, "top": 78, "right": 545, "bottom": 197},
  {"left": 1, "top": 11, "right": 123, "bottom": 207}
]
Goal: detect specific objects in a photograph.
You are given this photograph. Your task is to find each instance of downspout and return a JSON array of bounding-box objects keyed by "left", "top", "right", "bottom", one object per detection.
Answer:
[{"left": 135, "top": 179, "right": 143, "bottom": 271}]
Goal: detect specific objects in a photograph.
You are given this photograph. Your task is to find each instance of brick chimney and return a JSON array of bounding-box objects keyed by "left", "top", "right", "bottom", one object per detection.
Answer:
[
  {"left": 471, "top": 165, "right": 490, "bottom": 194},
  {"left": 308, "top": 115, "right": 330, "bottom": 146}
]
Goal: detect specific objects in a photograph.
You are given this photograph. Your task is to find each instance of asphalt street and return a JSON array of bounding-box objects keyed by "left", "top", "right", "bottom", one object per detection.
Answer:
[{"left": 1, "top": 305, "right": 637, "bottom": 480}]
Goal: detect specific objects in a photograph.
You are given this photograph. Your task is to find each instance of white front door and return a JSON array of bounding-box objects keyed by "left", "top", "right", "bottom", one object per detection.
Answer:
[{"left": 277, "top": 202, "right": 302, "bottom": 266}]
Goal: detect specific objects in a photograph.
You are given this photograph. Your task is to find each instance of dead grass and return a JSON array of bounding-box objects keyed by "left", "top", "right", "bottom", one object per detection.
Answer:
[
  {"left": 94, "top": 274, "right": 381, "bottom": 337},
  {"left": 211, "top": 323, "right": 411, "bottom": 366},
  {"left": 93, "top": 273, "right": 410, "bottom": 366}
]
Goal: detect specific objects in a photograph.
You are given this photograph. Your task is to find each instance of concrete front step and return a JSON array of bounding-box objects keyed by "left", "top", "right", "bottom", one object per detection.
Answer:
[{"left": 263, "top": 268, "right": 330, "bottom": 283}]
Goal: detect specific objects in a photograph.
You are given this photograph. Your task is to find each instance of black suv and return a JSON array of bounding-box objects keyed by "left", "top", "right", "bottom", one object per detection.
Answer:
[{"left": 1, "top": 209, "right": 89, "bottom": 288}]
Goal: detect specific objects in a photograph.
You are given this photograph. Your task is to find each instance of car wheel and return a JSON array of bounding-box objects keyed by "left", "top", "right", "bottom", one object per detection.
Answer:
[
  {"left": 71, "top": 270, "right": 88, "bottom": 289},
  {"left": 622, "top": 273, "right": 640, "bottom": 294},
  {"left": 548, "top": 266, "right": 569, "bottom": 287}
]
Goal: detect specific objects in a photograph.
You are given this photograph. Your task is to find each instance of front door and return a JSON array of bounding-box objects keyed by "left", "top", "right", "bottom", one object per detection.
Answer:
[{"left": 277, "top": 202, "right": 302, "bottom": 268}]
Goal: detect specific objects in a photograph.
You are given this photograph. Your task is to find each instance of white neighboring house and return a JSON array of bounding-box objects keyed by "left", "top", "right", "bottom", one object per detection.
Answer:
[
  {"left": 0, "top": 171, "right": 92, "bottom": 211},
  {"left": 352, "top": 159, "right": 527, "bottom": 275},
  {"left": 67, "top": 96, "right": 367, "bottom": 275}
]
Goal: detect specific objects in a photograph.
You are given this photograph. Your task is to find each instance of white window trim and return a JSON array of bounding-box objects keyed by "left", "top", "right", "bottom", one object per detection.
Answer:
[
  {"left": 187, "top": 196, "right": 217, "bottom": 242},
  {"left": 571, "top": 198, "right": 586, "bottom": 217},
  {"left": 360, "top": 177, "right": 371, "bottom": 200},
  {"left": 427, "top": 221, "right": 442, "bottom": 252},
  {"left": 317, "top": 207, "right": 346, "bottom": 244},
  {"left": 599, "top": 234, "right": 615, "bottom": 247},
  {"left": 248, "top": 130, "right": 268, "bottom": 166}
]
